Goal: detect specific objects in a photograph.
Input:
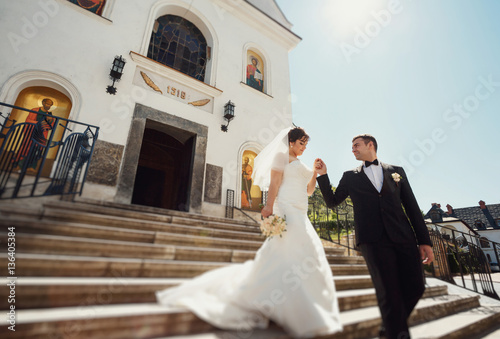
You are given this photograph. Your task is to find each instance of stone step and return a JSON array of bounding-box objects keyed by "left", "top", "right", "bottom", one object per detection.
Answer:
[
  {"left": 41, "top": 209, "right": 267, "bottom": 242},
  {"left": 155, "top": 328, "right": 287, "bottom": 338},
  {"left": 0, "top": 294, "right": 476, "bottom": 339},
  {"left": 0, "top": 216, "right": 346, "bottom": 256},
  {"left": 0, "top": 198, "right": 259, "bottom": 230},
  {"left": 0, "top": 254, "right": 370, "bottom": 278},
  {"left": 43, "top": 200, "right": 263, "bottom": 233},
  {"left": 337, "top": 285, "right": 448, "bottom": 312},
  {"left": 409, "top": 305, "right": 500, "bottom": 339},
  {"left": 0, "top": 304, "right": 217, "bottom": 339},
  {"left": 0, "top": 202, "right": 264, "bottom": 241},
  {"left": 75, "top": 197, "right": 261, "bottom": 228},
  {"left": 0, "top": 217, "right": 263, "bottom": 251},
  {"left": 3, "top": 199, "right": 497, "bottom": 339},
  {"left": 334, "top": 275, "right": 373, "bottom": 291},
  {"left": 1, "top": 232, "right": 364, "bottom": 265},
  {"left": 4, "top": 232, "right": 256, "bottom": 263},
  {"left": 0, "top": 276, "right": 375, "bottom": 310},
  {"left": 331, "top": 294, "right": 481, "bottom": 339},
  {"left": 3, "top": 278, "right": 444, "bottom": 311},
  {"left": 480, "top": 325, "right": 500, "bottom": 339}
]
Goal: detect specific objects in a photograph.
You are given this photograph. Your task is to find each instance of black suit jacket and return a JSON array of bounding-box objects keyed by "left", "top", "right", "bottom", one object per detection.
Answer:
[{"left": 317, "top": 163, "right": 432, "bottom": 247}]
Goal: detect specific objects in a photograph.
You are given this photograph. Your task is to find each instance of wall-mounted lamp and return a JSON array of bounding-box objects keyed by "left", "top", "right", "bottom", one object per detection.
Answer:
[
  {"left": 221, "top": 100, "right": 235, "bottom": 132},
  {"left": 106, "top": 55, "right": 126, "bottom": 95}
]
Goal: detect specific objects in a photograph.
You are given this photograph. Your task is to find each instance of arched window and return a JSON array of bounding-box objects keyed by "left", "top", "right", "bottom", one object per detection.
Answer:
[
  {"left": 480, "top": 237, "right": 491, "bottom": 248},
  {"left": 67, "top": 0, "right": 106, "bottom": 16},
  {"left": 148, "top": 15, "right": 208, "bottom": 82},
  {"left": 245, "top": 50, "right": 265, "bottom": 92}
]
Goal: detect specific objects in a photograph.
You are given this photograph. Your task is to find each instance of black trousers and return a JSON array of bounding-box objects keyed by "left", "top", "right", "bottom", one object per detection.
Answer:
[{"left": 358, "top": 231, "right": 425, "bottom": 339}]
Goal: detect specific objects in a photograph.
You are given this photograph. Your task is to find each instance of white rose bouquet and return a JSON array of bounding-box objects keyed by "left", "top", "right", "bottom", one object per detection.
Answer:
[{"left": 260, "top": 214, "right": 287, "bottom": 239}]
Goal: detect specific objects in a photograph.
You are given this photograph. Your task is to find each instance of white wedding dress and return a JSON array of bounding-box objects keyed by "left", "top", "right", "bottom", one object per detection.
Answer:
[{"left": 156, "top": 160, "right": 342, "bottom": 338}]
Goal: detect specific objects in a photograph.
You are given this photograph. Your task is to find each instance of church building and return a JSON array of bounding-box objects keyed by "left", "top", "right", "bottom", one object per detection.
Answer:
[{"left": 0, "top": 0, "right": 301, "bottom": 218}]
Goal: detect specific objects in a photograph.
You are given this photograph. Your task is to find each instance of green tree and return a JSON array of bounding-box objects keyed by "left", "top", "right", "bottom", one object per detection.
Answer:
[{"left": 308, "top": 185, "right": 354, "bottom": 225}]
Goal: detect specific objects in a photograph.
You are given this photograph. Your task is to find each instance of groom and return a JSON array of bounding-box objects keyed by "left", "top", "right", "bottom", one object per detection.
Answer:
[{"left": 315, "top": 134, "right": 433, "bottom": 339}]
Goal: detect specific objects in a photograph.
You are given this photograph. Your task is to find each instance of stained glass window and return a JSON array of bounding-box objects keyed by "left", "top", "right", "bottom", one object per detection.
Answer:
[
  {"left": 148, "top": 15, "right": 208, "bottom": 82},
  {"left": 68, "top": 0, "right": 106, "bottom": 16}
]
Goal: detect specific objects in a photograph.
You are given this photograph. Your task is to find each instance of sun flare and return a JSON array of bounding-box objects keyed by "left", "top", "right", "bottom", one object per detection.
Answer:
[{"left": 322, "top": 0, "right": 389, "bottom": 39}]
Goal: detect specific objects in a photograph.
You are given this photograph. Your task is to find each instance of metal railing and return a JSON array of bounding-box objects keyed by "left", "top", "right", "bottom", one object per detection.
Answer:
[
  {"left": 225, "top": 188, "right": 260, "bottom": 224},
  {"left": 0, "top": 102, "right": 99, "bottom": 199},
  {"left": 225, "top": 189, "right": 234, "bottom": 219},
  {"left": 308, "top": 198, "right": 500, "bottom": 300},
  {"left": 427, "top": 224, "right": 500, "bottom": 300},
  {"left": 308, "top": 200, "right": 357, "bottom": 256}
]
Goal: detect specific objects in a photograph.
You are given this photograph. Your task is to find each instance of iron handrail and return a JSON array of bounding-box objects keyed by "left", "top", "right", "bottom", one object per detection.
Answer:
[
  {"left": 428, "top": 223, "right": 500, "bottom": 300},
  {"left": 0, "top": 101, "right": 100, "bottom": 199},
  {"left": 309, "top": 197, "right": 500, "bottom": 299},
  {"left": 308, "top": 200, "right": 357, "bottom": 256}
]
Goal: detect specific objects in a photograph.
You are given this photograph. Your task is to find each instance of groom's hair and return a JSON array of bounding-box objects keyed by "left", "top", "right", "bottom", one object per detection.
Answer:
[
  {"left": 352, "top": 134, "right": 378, "bottom": 151},
  {"left": 289, "top": 127, "right": 309, "bottom": 143}
]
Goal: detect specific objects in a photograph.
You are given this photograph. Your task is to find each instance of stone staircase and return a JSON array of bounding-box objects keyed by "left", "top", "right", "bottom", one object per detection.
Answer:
[{"left": 1, "top": 198, "right": 500, "bottom": 338}]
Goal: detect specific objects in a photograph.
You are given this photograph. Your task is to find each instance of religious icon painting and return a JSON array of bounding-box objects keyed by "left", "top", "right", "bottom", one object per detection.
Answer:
[
  {"left": 68, "top": 0, "right": 106, "bottom": 16},
  {"left": 246, "top": 51, "right": 264, "bottom": 92},
  {"left": 241, "top": 150, "right": 262, "bottom": 211},
  {"left": 3, "top": 86, "right": 72, "bottom": 177}
]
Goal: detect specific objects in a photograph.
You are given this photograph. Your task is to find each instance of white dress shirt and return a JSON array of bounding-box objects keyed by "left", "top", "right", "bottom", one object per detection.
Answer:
[{"left": 363, "top": 161, "right": 383, "bottom": 192}]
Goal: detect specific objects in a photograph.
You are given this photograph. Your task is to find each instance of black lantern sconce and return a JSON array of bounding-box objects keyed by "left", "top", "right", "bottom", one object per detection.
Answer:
[
  {"left": 106, "top": 55, "right": 126, "bottom": 95},
  {"left": 221, "top": 100, "right": 235, "bottom": 132}
]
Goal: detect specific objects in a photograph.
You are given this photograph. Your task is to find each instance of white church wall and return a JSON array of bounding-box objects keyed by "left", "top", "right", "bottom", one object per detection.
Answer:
[
  {"left": 1, "top": 0, "right": 299, "bottom": 216},
  {"left": 479, "top": 230, "right": 500, "bottom": 245}
]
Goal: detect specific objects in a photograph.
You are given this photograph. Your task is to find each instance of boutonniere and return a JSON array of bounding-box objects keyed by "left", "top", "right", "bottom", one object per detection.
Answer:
[{"left": 391, "top": 173, "right": 402, "bottom": 185}]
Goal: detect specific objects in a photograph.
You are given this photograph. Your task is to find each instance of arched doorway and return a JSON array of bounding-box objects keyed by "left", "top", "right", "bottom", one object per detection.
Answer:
[
  {"left": 241, "top": 150, "right": 262, "bottom": 211},
  {"left": 131, "top": 124, "right": 195, "bottom": 211}
]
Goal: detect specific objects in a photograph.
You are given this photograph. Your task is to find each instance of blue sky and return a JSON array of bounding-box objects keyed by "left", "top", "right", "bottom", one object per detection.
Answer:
[{"left": 275, "top": 0, "right": 500, "bottom": 211}]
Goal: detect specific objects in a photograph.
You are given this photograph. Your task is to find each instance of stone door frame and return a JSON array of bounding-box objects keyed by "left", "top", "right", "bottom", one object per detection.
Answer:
[{"left": 115, "top": 103, "right": 207, "bottom": 213}]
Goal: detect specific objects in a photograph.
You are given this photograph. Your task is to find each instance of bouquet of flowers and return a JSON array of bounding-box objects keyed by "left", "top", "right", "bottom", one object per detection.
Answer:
[{"left": 260, "top": 214, "right": 287, "bottom": 239}]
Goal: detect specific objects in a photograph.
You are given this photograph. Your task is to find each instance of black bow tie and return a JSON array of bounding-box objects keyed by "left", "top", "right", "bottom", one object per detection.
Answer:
[{"left": 365, "top": 159, "right": 379, "bottom": 167}]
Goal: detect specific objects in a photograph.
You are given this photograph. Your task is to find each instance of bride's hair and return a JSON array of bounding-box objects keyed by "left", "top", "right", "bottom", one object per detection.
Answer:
[{"left": 288, "top": 127, "right": 309, "bottom": 144}]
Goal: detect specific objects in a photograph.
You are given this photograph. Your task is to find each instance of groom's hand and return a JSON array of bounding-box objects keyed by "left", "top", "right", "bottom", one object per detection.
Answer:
[
  {"left": 419, "top": 245, "right": 434, "bottom": 265},
  {"left": 315, "top": 158, "right": 327, "bottom": 175}
]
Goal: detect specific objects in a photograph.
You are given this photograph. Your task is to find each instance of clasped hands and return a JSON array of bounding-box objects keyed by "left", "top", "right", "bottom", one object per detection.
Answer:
[{"left": 314, "top": 158, "right": 327, "bottom": 176}]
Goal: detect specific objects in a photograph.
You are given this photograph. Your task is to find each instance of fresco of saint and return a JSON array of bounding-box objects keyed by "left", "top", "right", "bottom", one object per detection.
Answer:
[{"left": 246, "top": 55, "right": 264, "bottom": 92}]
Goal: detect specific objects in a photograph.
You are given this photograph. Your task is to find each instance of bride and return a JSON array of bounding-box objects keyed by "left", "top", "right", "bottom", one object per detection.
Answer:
[{"left": 156, "top": 127, "right": 342, "bottom": 338}]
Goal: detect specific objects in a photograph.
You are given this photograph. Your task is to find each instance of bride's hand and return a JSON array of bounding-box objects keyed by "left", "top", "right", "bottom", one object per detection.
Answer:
[
  {"left": 315, "top": 158, "right": 327, "bottom": 175},
  {"left": 261, "top": 205, "right": 273, "bottom": 218}
]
